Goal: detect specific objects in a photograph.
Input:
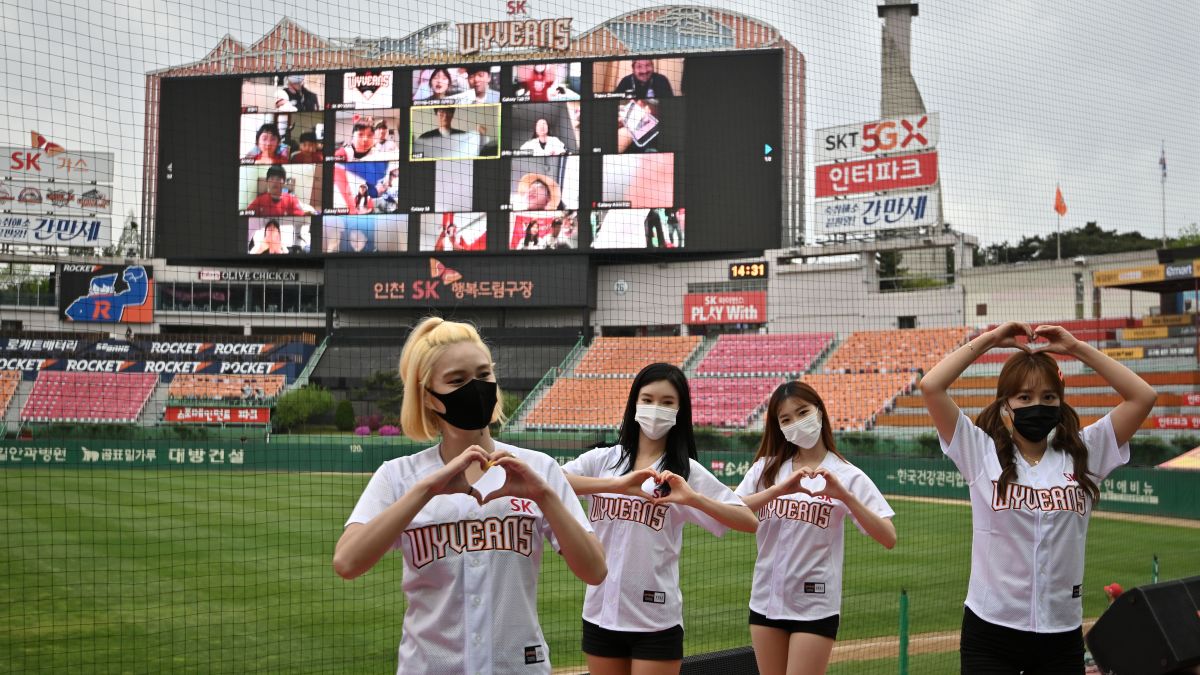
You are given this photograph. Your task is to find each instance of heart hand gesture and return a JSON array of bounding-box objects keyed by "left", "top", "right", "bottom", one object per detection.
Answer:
[
  {"left": 425, "top": 445, "right": 492, "bottom": 503},
  {"left": 480, "top": 452, "right": 551, "bottom": 505},
  {"left": 1031, "top": 324, "right": 1081, "bottom": 355}
]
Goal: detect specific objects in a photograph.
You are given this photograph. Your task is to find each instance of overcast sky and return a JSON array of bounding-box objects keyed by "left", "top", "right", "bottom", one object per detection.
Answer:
[{"left": 1, "top": 0, "right": 1195, "bottom": 248}]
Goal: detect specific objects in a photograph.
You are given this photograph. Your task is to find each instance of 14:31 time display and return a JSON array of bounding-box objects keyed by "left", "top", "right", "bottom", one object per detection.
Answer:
[{"left": 728, "top": 261, "right": 768, "bottom": 280}]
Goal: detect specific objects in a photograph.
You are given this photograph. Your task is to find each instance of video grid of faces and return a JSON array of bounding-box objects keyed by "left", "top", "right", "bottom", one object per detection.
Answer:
[{"left": 232, "top": 58, "right": 686, "bottom": 255}]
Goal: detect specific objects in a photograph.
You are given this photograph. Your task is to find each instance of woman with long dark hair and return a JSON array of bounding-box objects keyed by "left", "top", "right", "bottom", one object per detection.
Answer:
[
  {"left": 920, "top": 322, "right": 1156, "bottom": 674},
  {"left": 736, "top": 381, "right": 896, "bottom": 675},
  {"left": 562, "top": 362, "right": 757, "bottom": 675}
]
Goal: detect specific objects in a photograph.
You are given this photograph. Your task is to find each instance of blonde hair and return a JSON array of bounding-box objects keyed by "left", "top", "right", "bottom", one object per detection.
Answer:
[{"left": 398, "top": 316, "right": 505, "bottom": 441}]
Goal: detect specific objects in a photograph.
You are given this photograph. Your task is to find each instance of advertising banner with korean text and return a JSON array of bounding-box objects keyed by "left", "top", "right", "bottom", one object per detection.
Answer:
[
  {"left": 324, "top": 254, "right": 591, "bottom": 308},
  {"left": 1093, "top": 264, "right": 1165, "bottom": 288},
  {"left": 0, "top": 214, "right": 111, "bottom": 247},
  {"left": 0, "top": 180, "right": 113, "bottom": 215},
  {"left": 815, "top": 114, "right": 940, "bottom": 162},
  {"left": 165, "top": 407, "right": 270, "bottom": 424},
  {"left": 818, "top": 190, "right": 939, "bottom": 234},
  {"left": 815, "top": 151, "right": 938, "bottom": 198},
  {"left": 0, "top": 357, "right": 300, "bottom": 383},
  {"left": 683, "top": 291, "right": 767, "bottom": 325},
  {"left": 2, "top": 148, "right": 115, "bottom": 183}
]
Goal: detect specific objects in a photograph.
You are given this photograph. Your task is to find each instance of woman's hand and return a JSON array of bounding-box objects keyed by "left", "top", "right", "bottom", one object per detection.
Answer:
[
  {"left": 1031, "top": 324, "right": 1081, "bottom": 355},
  {"left": 481, "top": 452, "right": 552, "bottom": 504},
  {"left": 422, "top": 445, "right": 491, "bottom": 502},
  {"left": 986, "top": 321, "right": 1035, "bottom": 351},
  {"left": 807, "top": 468, "right": 850, "bottom": 503},
  {"left": 649, "top": 470, "right": 698, "bottom": 506},
  {"left": 615, "top": 468, "right": 661, "bottom": 498}
]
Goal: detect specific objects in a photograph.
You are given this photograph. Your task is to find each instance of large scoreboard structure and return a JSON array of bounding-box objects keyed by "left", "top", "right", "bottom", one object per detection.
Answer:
[{"left": 143, "top": 8, "right": 804, "bottom": 309}]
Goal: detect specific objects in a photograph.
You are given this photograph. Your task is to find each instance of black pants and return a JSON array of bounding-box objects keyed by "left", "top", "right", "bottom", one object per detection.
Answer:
[{"left": 960, "top": 606, "right": 1084, "bottom": 674}]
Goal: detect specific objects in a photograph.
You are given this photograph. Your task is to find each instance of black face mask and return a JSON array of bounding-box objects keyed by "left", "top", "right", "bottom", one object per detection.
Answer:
[
  {"left": 428, "top": 379, "right": 498, "bottom": 431},
  {"left": 1011, "top": 404, "right": 1061, "bottom": 442}
]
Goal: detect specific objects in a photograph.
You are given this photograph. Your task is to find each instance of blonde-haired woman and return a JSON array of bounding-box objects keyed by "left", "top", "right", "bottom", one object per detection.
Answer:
[{"left": 334, "top": 317, "right": 606, "bottom": 675}]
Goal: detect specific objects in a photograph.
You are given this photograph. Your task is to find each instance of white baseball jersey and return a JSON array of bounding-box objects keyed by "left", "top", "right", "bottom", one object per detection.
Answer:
[
  {"left": 562, "top": 445, "right": 744, "bottom": 632},
  {"left": 941, "top": 411, "right": 1128, "bottom": 633},
  {"left": 345, "top": 442, "right": 592, "bottom": 675},
  {"left": 735, "top": 453, "right": 894, "bottom": 621}
]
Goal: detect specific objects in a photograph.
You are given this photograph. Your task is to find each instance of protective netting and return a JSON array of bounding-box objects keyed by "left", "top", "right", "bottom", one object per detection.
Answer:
[{"left": 1, "top": 1, "right": 1198, "bottom": 674}]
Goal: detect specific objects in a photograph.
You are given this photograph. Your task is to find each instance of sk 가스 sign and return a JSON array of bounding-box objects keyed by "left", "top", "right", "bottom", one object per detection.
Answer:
[{"left": 815, "top": 152, "right": 938, "bottom": 198}]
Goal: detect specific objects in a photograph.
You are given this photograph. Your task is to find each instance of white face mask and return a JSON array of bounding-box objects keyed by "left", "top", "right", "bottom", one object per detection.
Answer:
[
  {"left": 635, "top": 404, "right": 677, "bottom": 440},
  {"left": 781, "top": 412, "right": 822, "bottom": 449}
]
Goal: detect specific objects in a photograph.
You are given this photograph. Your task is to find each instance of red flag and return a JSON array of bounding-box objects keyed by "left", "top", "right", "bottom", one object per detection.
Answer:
[{"left": 1054, "top": 185, "right": 1067, "bottom": 217}]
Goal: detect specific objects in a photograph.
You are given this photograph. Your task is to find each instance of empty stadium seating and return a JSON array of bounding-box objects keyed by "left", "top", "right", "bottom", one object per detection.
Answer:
[
  {"left": 696, "top": 333, "right": 834, "bottom": 376},
  {"left": 523, "top": 378, "right": 633, "bottom": 428},
  {"left": 21, "top": 372, "right": 158, "bottom": 423},
  {"left": 875, "top": 371, "right": 1200, "bottom": 431},
  {"left": 168, "top": 374, "right": 286, "bottom": 402},
  {"left": 823, "top": 327, "right": 971, "bottom": 374},
  {"left": 0, "top": 370, "right": 20, "bottom": 417},
  {"left": 575, "top": 336, "right": 701, "bottom": 376},
  {"left": 690, "top": 377, "right": 782, "bottom": 427},
  {"left": 799, "top": 372, "right": 917, "bottom": 431}
]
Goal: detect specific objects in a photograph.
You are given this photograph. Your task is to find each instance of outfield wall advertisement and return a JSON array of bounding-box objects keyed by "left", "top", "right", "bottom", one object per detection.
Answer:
[{"left": 3, "top": 443, "right": 1196, "bottom": 519}]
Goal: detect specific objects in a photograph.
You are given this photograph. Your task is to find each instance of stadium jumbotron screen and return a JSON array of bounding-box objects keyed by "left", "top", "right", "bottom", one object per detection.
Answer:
[{"left": 154, "top": 51, "right": 782, "bottom": 259}]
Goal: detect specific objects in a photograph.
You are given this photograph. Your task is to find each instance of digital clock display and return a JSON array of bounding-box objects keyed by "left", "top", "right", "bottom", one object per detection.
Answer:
[{"left": 728, "top": 261, "right": 768, "bottom": 280}]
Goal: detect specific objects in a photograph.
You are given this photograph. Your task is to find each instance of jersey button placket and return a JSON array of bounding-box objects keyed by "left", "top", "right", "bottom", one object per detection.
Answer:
[
  {"left": 600, "top": 520, "right": 632, "bottom": 627},
  {"left": 464, "top": 506, "right": 492, "bottom": 674}
]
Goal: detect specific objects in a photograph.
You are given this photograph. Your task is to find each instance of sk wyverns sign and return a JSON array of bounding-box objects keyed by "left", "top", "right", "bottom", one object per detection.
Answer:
[
  {"left": 458, "top": 18, "right": 573, "bottom": 55},
  {"left": 683, "top": 292, "right": 767, "bottom": 325}
]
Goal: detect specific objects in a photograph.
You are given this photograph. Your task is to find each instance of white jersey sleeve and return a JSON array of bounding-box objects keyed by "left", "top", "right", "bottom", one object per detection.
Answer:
[
  {"left": 536, "top": 451, "right": 593, "bottom": 552},
  {"left": 735, "top": 459, "right": 766, "bottom": 497},
  {"left": 345, "top": 461, "right": 402, "bottom": 542},
  {"left": 1081, "top": 412, "right": 1130, "bottom": 481},
  {"left": 940, "top": 410, "right": 995, "bottom": 485},
  {"left": 562, "top": 446, "right": 610, "bottom": 478},
  {"left": 839, "top": 465, "right": 896, "bottom": 536},
  {"left": 679, "top": 459, "right": 744, "bottom": 537}
]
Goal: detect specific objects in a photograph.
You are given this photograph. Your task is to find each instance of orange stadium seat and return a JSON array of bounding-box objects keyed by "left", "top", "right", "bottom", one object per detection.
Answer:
[
  {"left": 823, "top": 327, "right": 971, "bottom": 375},
  {"left": 168, "top": 374, "right": 286, "bottom": 402},
  {"left": 800, "top": 372, "right": 917, "bottom": 431},
  {"left": 575, "top": 336, "right": 701, "bottom": 376},
  {"left": 525, "top": 378, "right": 632, "bottom": 428},
  {"left": 0, "top": 370, "right": 21, "bottom": 417}
]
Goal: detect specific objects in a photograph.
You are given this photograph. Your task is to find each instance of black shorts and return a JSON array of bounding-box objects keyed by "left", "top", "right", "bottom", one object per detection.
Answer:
[
  {"left": 749, "top": 609, "right": 840, "bottom": 640},
  {"left": 581, "top": 618, "right": 684, "bottom": 660},
  {"left": 960, "top": 606, "right": 1084, "bottom": 675}
]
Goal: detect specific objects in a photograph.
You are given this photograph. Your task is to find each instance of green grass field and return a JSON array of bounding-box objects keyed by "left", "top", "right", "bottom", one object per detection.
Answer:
[{"left": 1, "top": 469, "right": 1196, "bottom": 674}]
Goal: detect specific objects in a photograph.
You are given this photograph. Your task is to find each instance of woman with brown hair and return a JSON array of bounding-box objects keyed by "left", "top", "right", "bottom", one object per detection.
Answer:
[
  {"left": 920, "top": 322, "right": 1156, "bottom": 674},
  {"left": 736, "top": 380, "right": 897, "bottom": 675}
]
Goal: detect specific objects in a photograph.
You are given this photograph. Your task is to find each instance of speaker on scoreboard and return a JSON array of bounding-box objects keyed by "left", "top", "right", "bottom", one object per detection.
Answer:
[{"left": 1086, "top": 575, "right": 1200, "bottom": 674}]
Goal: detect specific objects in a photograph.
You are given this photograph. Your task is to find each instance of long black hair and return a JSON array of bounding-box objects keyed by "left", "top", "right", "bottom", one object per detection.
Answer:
[{"left": 611, "top": 362, "right": 695, "bottom": 479}]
